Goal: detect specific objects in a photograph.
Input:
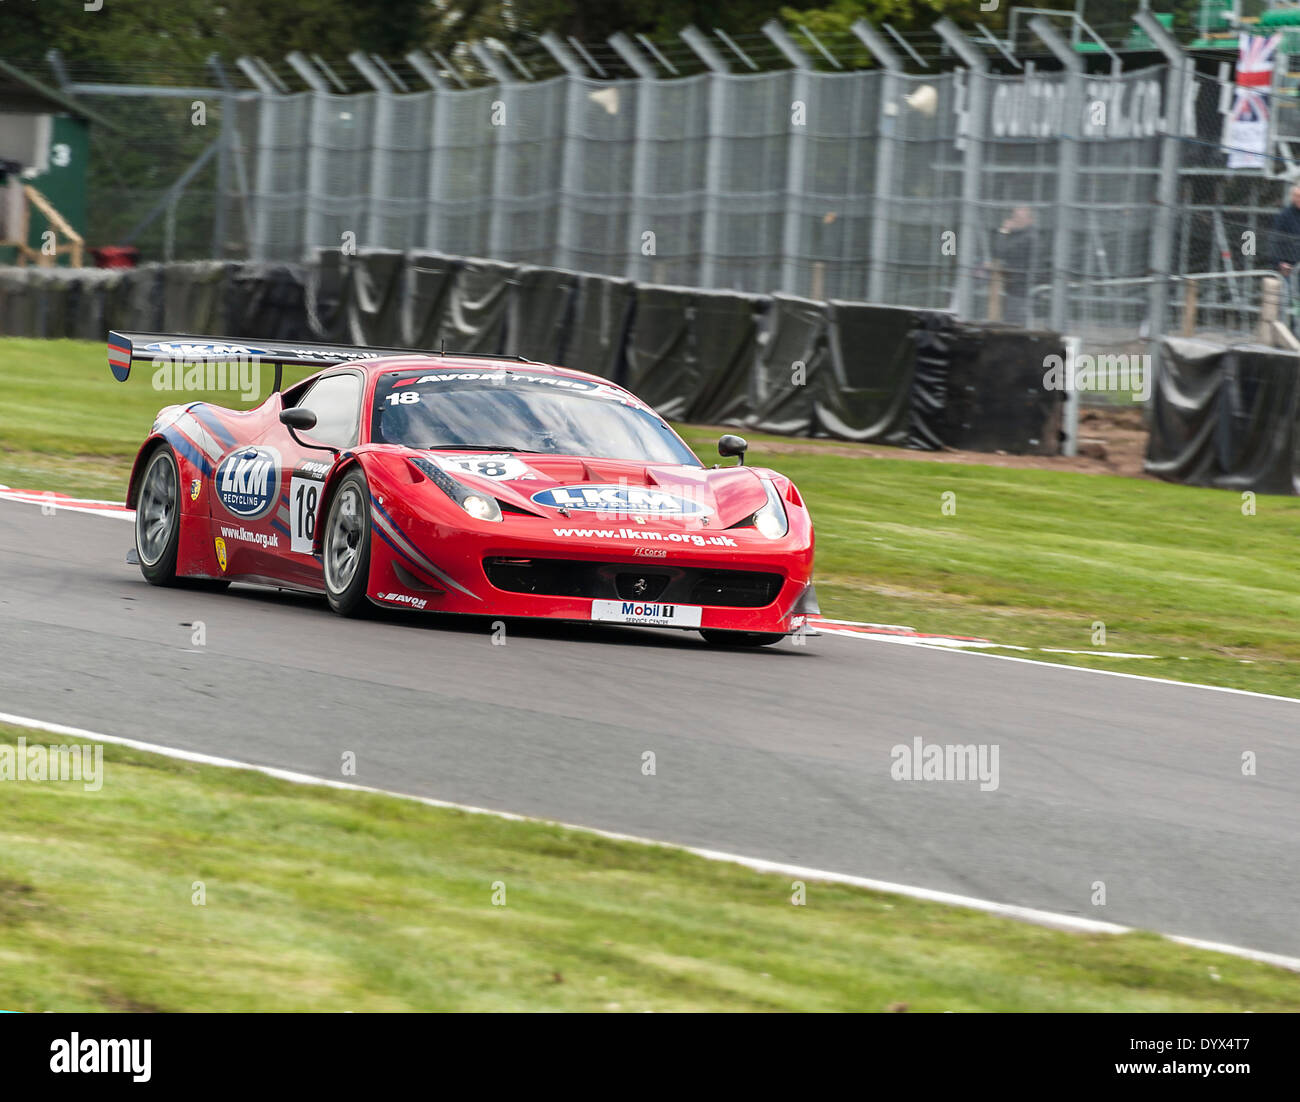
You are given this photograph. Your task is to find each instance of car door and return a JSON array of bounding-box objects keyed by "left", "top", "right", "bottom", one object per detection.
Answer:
[{"left": 210, "top": 370, "right": 364, "bottom": 588}]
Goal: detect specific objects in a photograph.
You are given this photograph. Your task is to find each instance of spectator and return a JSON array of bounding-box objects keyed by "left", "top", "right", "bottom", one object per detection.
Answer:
[
  {"left": 1269, "top": 184, "right": 1300, "bottom": 280},
  {"left": 991, "top": 205, "right": 1040, "bottom": 327}
]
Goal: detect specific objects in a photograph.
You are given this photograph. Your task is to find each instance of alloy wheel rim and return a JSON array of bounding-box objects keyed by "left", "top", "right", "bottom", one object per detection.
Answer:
[
  {"left": 136, "top": 453, "right": 176, "bottom": 566},
  {"left": 325, "top": 485, "right": 364, "bottom": 593}
]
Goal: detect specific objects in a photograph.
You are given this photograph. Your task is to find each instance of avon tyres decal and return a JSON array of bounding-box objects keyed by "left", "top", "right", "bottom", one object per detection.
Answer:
[
  {"left": 397, "top": 372, "right": 610, "bottom": 395},
  {"left": 214, "top": 446, "right": 281, "bottom": 520},
  {"left": 531, "top": 485, "right": 711, "bottom": 516},
  {"left": 289, "top": 461, "right": 330, "bottom": 556}
]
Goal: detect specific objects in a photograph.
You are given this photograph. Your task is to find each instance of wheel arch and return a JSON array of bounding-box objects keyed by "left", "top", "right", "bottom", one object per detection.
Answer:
[
  {"left": 311, "top": 453, "right": 368, "bottom": 558},
  {"left": 126, "top": 433, "right": 170, "bottom": 510}
]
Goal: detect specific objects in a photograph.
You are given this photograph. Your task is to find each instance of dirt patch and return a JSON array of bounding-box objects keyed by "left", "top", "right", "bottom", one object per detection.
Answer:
[{"left": 695, "top": 406, "right": 1151, "bottom": 479}]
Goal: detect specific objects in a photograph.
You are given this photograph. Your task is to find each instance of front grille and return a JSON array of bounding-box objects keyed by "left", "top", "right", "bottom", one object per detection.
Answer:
[
  {"left": 616, "top": 572, "right": 669, "bottom": 601},
  {"left": 484, "top": 558, "right": 783, "bottom": 608},
  {"left": 689, "top": 571, "right": 781, "bottom": 607}
]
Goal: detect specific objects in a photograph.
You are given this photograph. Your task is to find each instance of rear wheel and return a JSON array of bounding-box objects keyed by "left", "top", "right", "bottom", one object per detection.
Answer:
[
  {"left": 699, "top": 630, "right": 785, "bottom": 648},
  {"left": 322, "top": 469, "right": 372, "bottom": 617},
  {"left": 135, "top": 446, "right": 181, "bottom": 586},
  {"left": 135, "top": 446, "right": 230, "bottom": 591}
]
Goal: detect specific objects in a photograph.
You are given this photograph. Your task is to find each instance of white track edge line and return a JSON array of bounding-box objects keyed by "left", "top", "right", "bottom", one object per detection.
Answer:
[
  {"left": 3, "top": 710, "right": 1298, "bottom": 974},
  {"left": 845, "top": 634, "right": 1300, "bottom": 706}
]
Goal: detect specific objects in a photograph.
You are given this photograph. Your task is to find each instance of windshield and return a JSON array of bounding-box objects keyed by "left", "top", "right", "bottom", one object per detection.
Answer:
[{"left": 370, "top": 370, "right": 701, "bottom": 467}]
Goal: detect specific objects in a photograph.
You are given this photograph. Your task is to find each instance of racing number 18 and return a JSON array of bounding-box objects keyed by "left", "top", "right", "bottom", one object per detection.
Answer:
[
  {"left": 296, "top": 483, "right": 317, "bottom": 539},
  {"left": 289, "top": 475, "right": 321, "bottom": 555}
]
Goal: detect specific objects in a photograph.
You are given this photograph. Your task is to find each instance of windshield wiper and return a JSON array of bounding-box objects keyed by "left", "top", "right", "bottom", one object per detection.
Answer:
[{"left": 424, "top": 444, "right": 550, "bottom": 454}]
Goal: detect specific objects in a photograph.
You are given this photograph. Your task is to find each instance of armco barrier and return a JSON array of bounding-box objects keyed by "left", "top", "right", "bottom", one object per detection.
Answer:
[{"left": 0, "top": 252, "right": 1066, "bottom": 457}]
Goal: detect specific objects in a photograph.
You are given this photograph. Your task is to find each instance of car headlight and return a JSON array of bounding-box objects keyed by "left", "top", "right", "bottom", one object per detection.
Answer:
[
  {"left": 752, "top": 478, "right": 788, "bottom": 539},
  {"left": 462, "top": 494, "right": 500, "bottom": 521},
  {"left": 410, "top": 457, "right": 503, "bottom": 523}
]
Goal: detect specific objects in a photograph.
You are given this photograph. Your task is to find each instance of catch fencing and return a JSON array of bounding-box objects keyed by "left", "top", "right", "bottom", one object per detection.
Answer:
[{"left": 51, "top": 31, "right": 1300, "bottom": 354}]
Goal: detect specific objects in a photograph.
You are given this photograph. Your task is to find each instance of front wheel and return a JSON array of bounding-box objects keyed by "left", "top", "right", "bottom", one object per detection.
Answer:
[
  {"left": 699, "top": 630, "right": 785, "bottom": 648},
  {"left": 322, "top": 469, "right": 373, "bottom": 617}
]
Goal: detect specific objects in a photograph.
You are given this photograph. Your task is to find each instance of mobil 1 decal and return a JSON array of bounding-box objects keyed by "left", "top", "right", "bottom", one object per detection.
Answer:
[
  {"left": 214, "top": 446, "right": 282, "bottom": 521},
  {"left": 289, "top": 460, "right": 331, "bottom": 555}
]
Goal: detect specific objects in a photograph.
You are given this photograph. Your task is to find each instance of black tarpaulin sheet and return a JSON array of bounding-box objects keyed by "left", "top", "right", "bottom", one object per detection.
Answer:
[
  {"left": 509, "top": 265, "right": 577, "bottom": 363},
  {"left": 623, "top": 284, "right": 696, "bottom": 419},
  {"left": 117, "top": 265, "right": 165, "bottom": 333},
  {"left": 62, "top": 270, "right": 114, "bottom": 340},
  {"left": 686, "top": 290, "right": 767, "bottom": 426},
  {"left": 1145, "top": 338, "right": 1300, "bottom": 494},
  {"left": 910, "top": 319, "right": 1063, "bottom": 454},
  {"left": 304, "top": 249, "right": 350, "bottom": 343},
  {"left": 0, "top": 268, "right": 38, "bottom": 335},
  {"left": 746, "top": 293, "right": 824, "bottom": 436},
  {"left": 624, "top": 285, "right": 764, "bottom": 422},
  {"left": 162, "top": 261, "right": 231, "bottom": 336},
  {"left": 563, "top": 272, "right": 634, "bottom": 382},
  {"left": 224, "top": 263, "right": 312, "bottom": 341},
  {"left": 404, "top": 252, "right": 460, "bottom": 349},
  {"left": 0, "top": 268, "right": 129, "bottom": 338},
  {"left": 436, "top": 256, "right": 514, "bottom": 355},
  {"left": 344, "top": 249, "right": 407, "bottom": 347},
  {"left": 817, "top": 302, "right": 938, "bottom": 445}
]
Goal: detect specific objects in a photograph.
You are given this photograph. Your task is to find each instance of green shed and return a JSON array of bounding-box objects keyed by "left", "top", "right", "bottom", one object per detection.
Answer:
[{"left": 0, "top": 59, "right": 115, "bottom": 267}]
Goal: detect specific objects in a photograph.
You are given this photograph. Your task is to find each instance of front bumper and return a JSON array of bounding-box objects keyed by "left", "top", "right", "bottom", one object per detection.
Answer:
[{"left": 364, "top": 491, "right": 816, "bottom": 635}]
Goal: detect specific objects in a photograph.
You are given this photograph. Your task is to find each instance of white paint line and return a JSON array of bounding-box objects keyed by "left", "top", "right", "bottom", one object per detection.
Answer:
[
  {"left": 844, "top": 632, "right": 1300, "bottom": 706},
  {"left": 2, "top": 709, "right": 1298, "bottom": 974}
]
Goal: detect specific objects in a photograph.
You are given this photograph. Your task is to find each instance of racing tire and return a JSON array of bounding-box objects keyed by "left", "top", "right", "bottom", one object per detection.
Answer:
[
  {"left": 322, "top": 468, "right": 373, "bottom": 617},
  {"left": 699, "top": 630, "right": 785, "bottom": 648},
  {"left": 135, "top": 445, "right": 183, "bottom": 587}
]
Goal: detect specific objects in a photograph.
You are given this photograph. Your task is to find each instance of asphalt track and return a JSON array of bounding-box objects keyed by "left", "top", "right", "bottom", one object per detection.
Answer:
[{"left": 2, "top": 500, "right": 1298, "bottom": 958}]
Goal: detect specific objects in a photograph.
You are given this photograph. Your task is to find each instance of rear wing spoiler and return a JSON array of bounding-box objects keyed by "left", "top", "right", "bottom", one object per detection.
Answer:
[{"left": 107, "top": 331, "right": 426, "bottom": 391}]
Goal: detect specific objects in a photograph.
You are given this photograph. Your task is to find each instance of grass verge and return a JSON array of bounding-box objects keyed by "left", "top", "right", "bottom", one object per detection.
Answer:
[
  {"left": 2, "top": 725, "right": 1298, "bottom": 1011},
  {"left": 2, "top": 338, "right": 1298, "bottom": 695}
]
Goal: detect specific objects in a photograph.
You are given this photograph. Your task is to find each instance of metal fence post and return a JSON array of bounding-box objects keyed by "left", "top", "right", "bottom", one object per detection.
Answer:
[
  {"left": 764, "top": 21, "right": 812, "bottom": 296},
  {"left": 350, "top": 52, "right": 395, "bottom": 249},
  {"left": 209, "top": 59, "right": 232, "bottom": 259},
  {"left": 236, "top": 58, "right": 277, "bottom": 261},
  {"left": 935, "top": 20, "right": 988, "bottom": 320},
  {"left": 610, "top": 33, "right": 659, "bottom": 282},
  {"left": 470, "top": 42, "right": 520, "bottom": 261},
  {"left": 541, "top": 33, "right": 590, "bottom": 272},
  {"left": 1029, "top": 16, "right": 1081, "bottom": 335},
  {"left": 287, "top": 53, "right": 332, "bottom": 256},
  {"left": 1136, "top": 10, "right": 1188, "bottom": 352},
  {"left": 682, "top": 26, "right": 731, "bottom": 288},
  {"left": 853, "top": 22, "right": 905, "bottom": 305}
]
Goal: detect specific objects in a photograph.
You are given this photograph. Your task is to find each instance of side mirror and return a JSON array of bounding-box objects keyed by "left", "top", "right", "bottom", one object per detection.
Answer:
[
  {"left": 280, "top": 408, "right": 318, "bottom": 431},
  {"left": 717, "top": 434, "right": 748, "bottom": 466},
  {"left": 279, "top": 407, "right": 337, "bottom": 456}
]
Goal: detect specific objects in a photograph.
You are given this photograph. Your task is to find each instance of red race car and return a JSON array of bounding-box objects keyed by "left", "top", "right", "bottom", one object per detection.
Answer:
[{"left": 110, "top": 332, "right": 817, "bottom": 646}]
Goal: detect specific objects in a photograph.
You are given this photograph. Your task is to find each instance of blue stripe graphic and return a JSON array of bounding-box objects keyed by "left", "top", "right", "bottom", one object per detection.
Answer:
[
  {"left": 187, "top": 404, "right": 237, "bottom": 448},
  {"left": 162, "top": 426, "right": 213, "bottom": 479}
]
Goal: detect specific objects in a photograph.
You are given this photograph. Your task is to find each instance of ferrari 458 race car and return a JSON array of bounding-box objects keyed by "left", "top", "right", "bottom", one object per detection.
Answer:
[{"left": 110, "top": 331, "right": 817, "bottom": 646}]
